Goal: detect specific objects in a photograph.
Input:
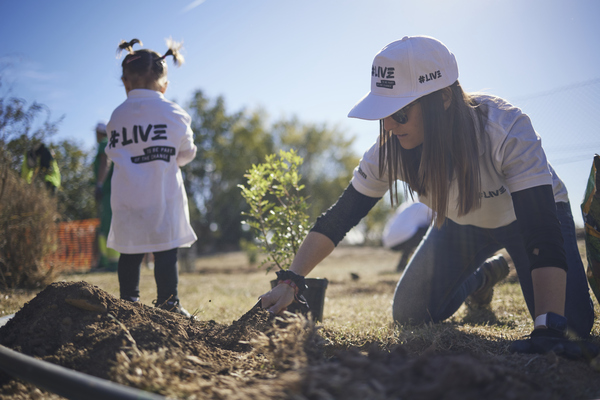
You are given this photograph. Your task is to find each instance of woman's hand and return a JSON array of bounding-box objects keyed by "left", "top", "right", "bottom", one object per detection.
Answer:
[
  {"left": 259, "top": 283, "right": 296, "bottom": 315},
  {"left": 259, "top": 231, "right": 335, "bottom": 315}
]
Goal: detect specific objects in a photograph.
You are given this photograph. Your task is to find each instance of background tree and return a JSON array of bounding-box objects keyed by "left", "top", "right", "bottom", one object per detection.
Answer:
[
  {"left": 272, "top": 117, "right": 359, "bottom": 220},
  {"left": 1, "top": 118, "right": 95, "bottom": 222},
  {"left": 1, "top": 99, "right": 60, "bottom": 172},
  {"left": 0, "top": 72, "right": 61, "bottom": 200},
  {"left": 186, "top": 90, "right": 274, "bottom": 252},
  {"left": 1, "top": 73, "right": 95, "bottom": 221},
  {"left": 185, "top": 90, "right": 395, "bottom": 252},
  {"left": 53, "top": 139, "right": 95, "bottom": 221}
]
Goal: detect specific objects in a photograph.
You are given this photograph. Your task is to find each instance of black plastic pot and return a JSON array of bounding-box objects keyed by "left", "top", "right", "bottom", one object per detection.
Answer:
[{"left": 271, "top": 277, "right": 329, "bottom": 322}]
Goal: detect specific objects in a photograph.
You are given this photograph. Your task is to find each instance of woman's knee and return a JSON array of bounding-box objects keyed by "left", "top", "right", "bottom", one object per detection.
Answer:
[{"left": 392, "top": 295, "right": 435, "bottom": 326}]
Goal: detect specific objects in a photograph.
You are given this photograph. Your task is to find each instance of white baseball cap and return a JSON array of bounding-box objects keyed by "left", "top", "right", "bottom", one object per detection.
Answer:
[
  {"left": 348, "top": 36, "right": 459, "bottom": 120},
  {"left": 95, "top": 122, "right": 107, "bottom": 134}
]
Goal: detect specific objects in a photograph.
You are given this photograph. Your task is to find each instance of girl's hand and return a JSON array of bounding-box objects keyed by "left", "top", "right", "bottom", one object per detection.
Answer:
[{"left": 259, "top": 283, "right": 296, "bottom": 315}]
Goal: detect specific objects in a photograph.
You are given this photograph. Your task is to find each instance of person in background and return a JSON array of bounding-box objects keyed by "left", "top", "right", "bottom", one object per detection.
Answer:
[
  {"left": 382, "top": 200, "right": 432, "bottom": 272},
  {"left": 106, "top": 38, "right": 197, "bottom": 317},
  {"left": 21, "top": 142, "right": 61, "bottom": 194},
  {"left": 260, "top": 35, "right": 596, "bottom": 359},
  {"left": 92, "top": 122, "right": 119, "bottom": 272}
]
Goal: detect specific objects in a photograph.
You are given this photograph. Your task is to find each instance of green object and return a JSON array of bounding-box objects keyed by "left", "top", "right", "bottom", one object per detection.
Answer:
[
  {"left": 21, "top": 147, "right": 61, "bottom": 189},
  {"left": 45, "top": 159, "right": 61, "bottom": 189},
  {"left": 239, "top": 149, "right": 311, "bottom": 272},
  {"left": 93, "top": 138, "right": 112, "bottom": 194},
  {"left": 581, "top": 154, "right": 600, "bottom": 304},
  {"left": 93, "top": 137, "right": 118, "bottom": 269}
]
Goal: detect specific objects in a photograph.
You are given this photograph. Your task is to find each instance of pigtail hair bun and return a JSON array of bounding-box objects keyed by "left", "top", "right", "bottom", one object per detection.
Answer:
[
  {"left": 117, "top": 38, "right": 143, "bottom": 57},
  {"left": 162, "top": 38, "right": 185, "bottom": 66}
]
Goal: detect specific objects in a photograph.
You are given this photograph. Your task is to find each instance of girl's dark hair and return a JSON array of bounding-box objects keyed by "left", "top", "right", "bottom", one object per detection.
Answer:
[
  {"left": 117, "top": 38, "right": 184, "bottom": 88},
  {"left": 378, "top": 80, "right": 487, "bottom": 227}
]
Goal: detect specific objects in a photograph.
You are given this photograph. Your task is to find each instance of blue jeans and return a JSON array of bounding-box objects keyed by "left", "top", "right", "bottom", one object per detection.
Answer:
[{"left": 392, "top": 202, "right": 594, "bottom": 338}]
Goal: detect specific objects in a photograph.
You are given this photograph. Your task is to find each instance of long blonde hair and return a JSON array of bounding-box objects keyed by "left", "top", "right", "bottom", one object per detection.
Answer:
[{"left": 378, "top": 80, "right": 486, "bottom": 227}]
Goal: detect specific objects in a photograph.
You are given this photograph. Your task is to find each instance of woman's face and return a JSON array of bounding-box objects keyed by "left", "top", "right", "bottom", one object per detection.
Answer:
[{"left": 382, "top": 102, "right": 424, "bottom": 150}]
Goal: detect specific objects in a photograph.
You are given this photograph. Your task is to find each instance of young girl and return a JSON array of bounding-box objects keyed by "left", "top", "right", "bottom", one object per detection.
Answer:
[
  {"left": 260, "top": 36, "right": 595, "bottom": 357},
  {"left": 106, "top": 38, "right": 197, "bottom": 317}
]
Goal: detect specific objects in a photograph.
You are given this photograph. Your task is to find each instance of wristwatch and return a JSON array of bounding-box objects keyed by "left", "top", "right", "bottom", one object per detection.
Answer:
[{"left": 534, "top": 312, "right": 568, "bottom": 333}]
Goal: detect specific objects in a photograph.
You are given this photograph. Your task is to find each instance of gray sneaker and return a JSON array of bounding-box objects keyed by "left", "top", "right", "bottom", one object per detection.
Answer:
[{"left": 466, "top": 255, "right": 510, "bottom": 308}]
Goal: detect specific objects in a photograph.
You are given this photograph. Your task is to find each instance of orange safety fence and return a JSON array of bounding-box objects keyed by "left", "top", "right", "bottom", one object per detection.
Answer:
[{"left": 45, "top": 219, "right": 99, "bottom": 272}]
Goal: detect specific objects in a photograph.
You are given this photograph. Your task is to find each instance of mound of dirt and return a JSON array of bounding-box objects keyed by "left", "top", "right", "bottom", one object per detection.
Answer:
[
  {"left": 0, "top": 281, "right": 291, "bottom": 398},
  {"left": 0, "top": 281, "right": 598, "bottom": 399}
]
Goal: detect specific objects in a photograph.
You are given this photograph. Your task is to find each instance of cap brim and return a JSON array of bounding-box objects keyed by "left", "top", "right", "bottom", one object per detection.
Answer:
[{"left": 347, "top": 92, "right": 419, "bottom": 120}]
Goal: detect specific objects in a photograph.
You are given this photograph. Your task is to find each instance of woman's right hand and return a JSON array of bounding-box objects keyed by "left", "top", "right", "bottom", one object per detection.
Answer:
[{"left": 259, "top": 283, "right": 296, "bottom": 315}]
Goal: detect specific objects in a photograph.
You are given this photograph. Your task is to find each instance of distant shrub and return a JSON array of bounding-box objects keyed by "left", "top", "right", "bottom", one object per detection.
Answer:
[{"left": 0, "top": 151, "right": 58, "bottom": 289}]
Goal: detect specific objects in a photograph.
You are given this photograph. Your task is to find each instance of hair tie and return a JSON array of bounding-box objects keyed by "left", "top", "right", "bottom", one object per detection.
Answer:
[
  {"left": 154, "top": 57, "right": 167, "bottom": 67},
  {"left": 125, "top": 54, "right": 142, "bottom": 64},
  {"left": 160, "top": 49, "right": 174, "bottom": 61}
]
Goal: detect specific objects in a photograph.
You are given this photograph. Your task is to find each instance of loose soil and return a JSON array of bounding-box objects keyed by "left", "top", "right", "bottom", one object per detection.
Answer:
[{"left": 0, "top": 279, "right": 599, "bottom": 399}]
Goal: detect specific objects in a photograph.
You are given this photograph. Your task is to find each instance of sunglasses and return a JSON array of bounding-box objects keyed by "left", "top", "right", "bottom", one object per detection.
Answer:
[{"left": 389, "top": 101, "right": 417, "bottom": 124}]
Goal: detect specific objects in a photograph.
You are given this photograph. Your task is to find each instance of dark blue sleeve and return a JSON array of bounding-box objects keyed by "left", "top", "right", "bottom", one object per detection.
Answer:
[
  {"left": 511, "top": 185, "right": 567, "bottom": 271},
  {"left": 310, "top": 183, "right": 381, "bottom": 246}
]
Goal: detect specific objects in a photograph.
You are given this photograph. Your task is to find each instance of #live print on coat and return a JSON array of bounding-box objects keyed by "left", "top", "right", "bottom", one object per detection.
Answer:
[{"left": 105, "top": 89, "right": 197, "bottom": 255}]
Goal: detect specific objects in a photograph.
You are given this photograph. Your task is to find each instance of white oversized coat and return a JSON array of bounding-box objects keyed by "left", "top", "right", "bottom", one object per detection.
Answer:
[{"left": 106, "top": 89, "right": 197, "bottom": 254}]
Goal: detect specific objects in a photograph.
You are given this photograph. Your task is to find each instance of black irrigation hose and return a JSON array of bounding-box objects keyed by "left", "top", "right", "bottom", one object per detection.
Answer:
[{"left": 0, "top": 320, "right": 166, "bottom": 400}]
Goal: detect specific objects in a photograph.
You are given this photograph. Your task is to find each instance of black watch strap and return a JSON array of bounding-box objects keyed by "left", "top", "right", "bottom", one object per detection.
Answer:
[{"left": 275, "top": 269, "right": 308, "bottom": 296}]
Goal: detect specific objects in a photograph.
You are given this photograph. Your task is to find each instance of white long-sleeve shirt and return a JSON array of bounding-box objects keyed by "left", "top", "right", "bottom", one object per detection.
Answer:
[
  {"left": 106, "top": 89, "right": 197, "bottom": 253},
  {"left": 351, "top": 95, "right": 569, "bottom": 229}
]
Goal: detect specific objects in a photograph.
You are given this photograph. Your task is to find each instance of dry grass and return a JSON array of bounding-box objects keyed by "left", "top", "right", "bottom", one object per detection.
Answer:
[{"left": 2, "top": 244, "right": 600, "bottom": 354}]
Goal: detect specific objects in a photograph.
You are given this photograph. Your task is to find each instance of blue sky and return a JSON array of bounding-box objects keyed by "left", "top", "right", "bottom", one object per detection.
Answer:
[{"left": 2, "top": 0, "right": 599, "bottom": 226}]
